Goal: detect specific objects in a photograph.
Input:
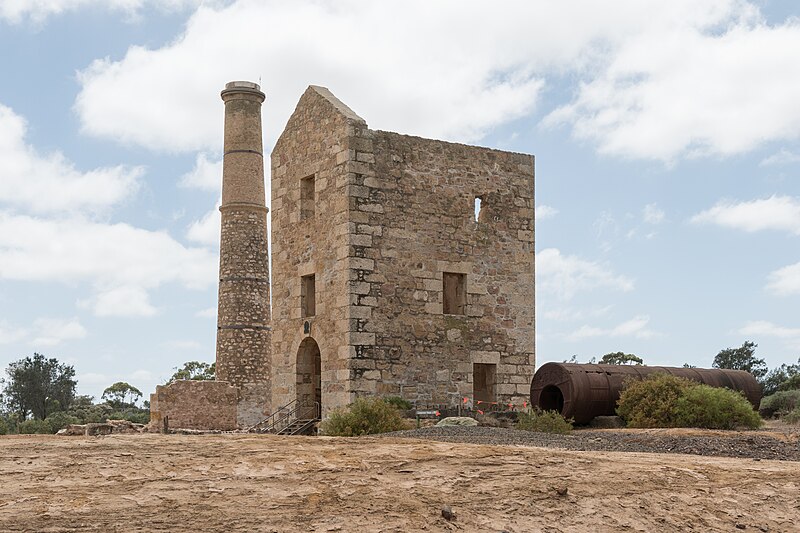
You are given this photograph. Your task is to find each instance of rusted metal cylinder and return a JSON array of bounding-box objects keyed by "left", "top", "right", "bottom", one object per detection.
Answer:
[{"left": 530, "top": 363, "right": 762, "bottom": 425}]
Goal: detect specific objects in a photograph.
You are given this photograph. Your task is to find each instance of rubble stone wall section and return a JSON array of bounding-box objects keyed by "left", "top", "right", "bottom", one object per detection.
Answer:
[
  {"left": 149, "top": 380, "right": 238, "bottom": 431},
  {"left": 347, "top": 130, "right": 536, "bottom": 407}
]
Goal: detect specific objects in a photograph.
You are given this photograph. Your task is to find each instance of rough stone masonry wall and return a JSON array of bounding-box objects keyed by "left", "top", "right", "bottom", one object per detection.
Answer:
[
  {"left": 149, "top": 380, "right": 238, "bottom": 431},
  {"left": 270, "top": 87, "right": 362, "bottom": 415},
  {"left": 347, "top": 130, "right": 535, "bottom": 407}
]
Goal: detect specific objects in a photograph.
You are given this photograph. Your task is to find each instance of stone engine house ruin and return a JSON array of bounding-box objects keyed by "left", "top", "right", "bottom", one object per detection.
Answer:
[{"left": 151, "top": 81, "right": 535, "bottom": 430}]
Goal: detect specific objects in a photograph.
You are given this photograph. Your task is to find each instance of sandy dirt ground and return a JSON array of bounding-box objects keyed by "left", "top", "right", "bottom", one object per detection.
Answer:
[{"left": 1, "top": 433, "right": 798, "bottom": 532}]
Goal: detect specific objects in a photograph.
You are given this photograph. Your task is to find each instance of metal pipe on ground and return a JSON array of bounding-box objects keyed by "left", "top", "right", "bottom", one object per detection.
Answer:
[{"left": 530, "top": 363, "right": 762, "bottom": 425}]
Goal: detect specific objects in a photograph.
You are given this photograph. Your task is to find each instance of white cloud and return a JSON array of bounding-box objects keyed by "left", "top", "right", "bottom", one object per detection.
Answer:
[
  {"left": 0, "top": 104, "right": 142, "bottom": 214},
  {"left": 75, "top": 0, "right": 693, "bottom": 154},
  {"left": 535, "top": 205, "right": 559, "bottom": 221},
  {"left": 540, "top": 305, "right": 613, "bottom": 322},
  {"left": 568, "top": 315, "right": 658, "bottom": 341},
  {"left": 691, "top": 195, "right": 800, "bottom": 235},
  {"left": 30, "top": 317, "right": 87, "bottom": 346},
  {"left": 739, "top": 320, "right": 800, "bottom": 339},
  {"left": 0, "top": 320, "right": 28, "bottom": 344},
  {"left": 642, "top": 203, "right": 665, "bottom": 224},
  {"left": 0, "top": 212, "right": 217, "bottom": 315},
  {"left": 760, "top": 149, "right": 800, "bottom": 166},
  {"left": 179, "top": 153, "right": 222, "bottom": 191},
  {"left": 739, "top": 320, "right": 800, "bottom": 350},
  {"left": 767, "top": 262, "right": 800, "bottom": 296},
  {"left": 78, "top": 285, "right": 158, "bottom": 317},
  {"left": 164, "top": 340, "right": 204, "bottom": 350},
  {"left": 186, "top": 201, "right": 221, "bottom": 246},
  {"left": 537, "top": 248, "right": 634, "bottom": 300},
  {"left": 195, "top": 306, "right": 217, "bottom": 318},
  {"left": 0, "top": 0, "right": 206, "bottom": 25},
  {"left": 545, "top": 8, "right": 800, "bottom": 161}
]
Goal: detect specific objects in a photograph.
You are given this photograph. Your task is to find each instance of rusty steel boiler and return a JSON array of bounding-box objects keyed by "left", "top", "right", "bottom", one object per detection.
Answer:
[{"left": 529, "top": 363, "right": 762, "bottom": 425}]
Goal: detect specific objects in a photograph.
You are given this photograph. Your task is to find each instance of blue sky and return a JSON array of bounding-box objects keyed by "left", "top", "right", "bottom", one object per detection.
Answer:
[{"left": 1, "top": 0, "right": 799, "bottom": 401}]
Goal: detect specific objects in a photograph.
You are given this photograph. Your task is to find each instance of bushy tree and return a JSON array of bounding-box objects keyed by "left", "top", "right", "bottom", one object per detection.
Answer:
[
  {"left": 600, "top": 352, "right": 644, "bottom": 365},
  {"left": 713, "top": 341, "right": 767, "bottom": 381},
  {"left": 168, "top": 361, "right": 215, "bottom": 383},
  {"left": 761, "top": 358, "right": 800, "bottom": 396},
  {"left": 3, "top": 354, "right": 76, "bottom": 420},
  {"left": 101, "top": 382, "right": 143, "bottom": 409}
]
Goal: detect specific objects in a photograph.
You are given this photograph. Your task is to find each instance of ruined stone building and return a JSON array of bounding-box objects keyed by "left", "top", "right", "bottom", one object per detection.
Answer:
[{"left": 151, "top": 81, "right": 535, "bottom": 430}]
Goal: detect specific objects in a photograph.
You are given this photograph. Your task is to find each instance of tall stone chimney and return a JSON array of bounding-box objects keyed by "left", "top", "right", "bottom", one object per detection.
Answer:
[{"left": 215, "top": 81, "right": 271, "bottom": 427}]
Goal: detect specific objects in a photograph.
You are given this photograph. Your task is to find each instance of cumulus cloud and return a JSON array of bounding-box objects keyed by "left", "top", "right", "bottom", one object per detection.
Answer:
[
  {"left": 535, "top": 205, "right": 559, "bottom": 221},
  {"left": 545, "top": 10, "right": 800, "bottom": 161},
  {"left": 739, "top": 320, "right": 800, "bottom": 350},
  {"left": 767, "top": 262, "right": 800, "bottom": 296},
  {"left": 186, "top": 201, "right": 221, "bottom": 246},
  {"left": 78, "top": 285, "right": 158, "bottom": 317},
  {"left": 179, "top": 153, "right": 222, "bottom": 191},
  {"left": 642, "top": 203, "right": 665, "bottom": 224},
  {"left": 0, "top": 212, "right": 217, "bottom": 315},
  {"left": 0, "top": 104, "right": 142, "bottom": 214},
  {"left": 537, "top": 248, "right": 634, "bottom": 300},
  {"left": 760, "top": 149, "right": 800, "bottom": 166},
  {"left": 0, "top": 320, "right": 28, "bottom": 344},
  {"left": 691, "top": 195, "right": 800, "bottom": 235},
  {"left": 568, "top": 315, "right": 658, "bottom": 341},
  {"left": 0, "top": 0, "right": 207, "bottom": 25},
  {"left": 30, "top": 317, "right": 87, "bottom": 346}
]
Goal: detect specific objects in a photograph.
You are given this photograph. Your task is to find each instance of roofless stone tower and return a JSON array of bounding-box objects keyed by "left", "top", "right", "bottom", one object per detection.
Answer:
[{"left": 215, "top": 81, "right": 271, "bottom": 427}]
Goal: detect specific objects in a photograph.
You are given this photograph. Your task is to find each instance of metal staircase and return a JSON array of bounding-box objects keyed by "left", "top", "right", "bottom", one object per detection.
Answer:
[{"left": 249, "top": 400, "right": 320, "bottom": 436}]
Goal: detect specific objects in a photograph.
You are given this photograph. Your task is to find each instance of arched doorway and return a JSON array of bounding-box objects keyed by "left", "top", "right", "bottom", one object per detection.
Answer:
[{"left": 296, "top": 337, "right": 321, "bottom": 414}]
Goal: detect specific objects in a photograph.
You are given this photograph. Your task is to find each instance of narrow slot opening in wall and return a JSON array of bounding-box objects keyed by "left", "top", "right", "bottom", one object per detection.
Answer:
[
  {"left": 300, "top": 175, "right": 315, "bottom": 220},
  {"left": 442, "top": 272, "right": 466, "bottom": 315},
  {"left": 474, "top": 197, "right": 482, "bottom": 222},
  {"left": 473, "top": 363, "right": 496, "bottom": 403},
  {"left": 301, "top": 274, "right": 316, "bottom": 317}
]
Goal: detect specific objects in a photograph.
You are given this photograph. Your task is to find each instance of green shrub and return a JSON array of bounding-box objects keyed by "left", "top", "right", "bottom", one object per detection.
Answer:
[
  {"left": 759, "top": 390, "right": 800, "bottom": 419},
  {"left": 673, "top": 384, "right": 761, "bottom": 429},
  {"left": 107, "top": 410, "right": 150, "bottom": 424},
  {"left": 0, "top": 417, "right": 9, "bottom": 435},
  {"left": 17, "top": 419, "right": 53, "bottom": 434},
  {"left": 617, "top": 374, "right": 761, "bottom": 429},
  {"left": 44, "top": 411, "right": 81, "bottom": 432},
  {"left": 616, "top": 374, "right": 694, "bottom": 428},
  {"left": 783, "top": 408, "right": 800, "bottom": 425},
  {"left": 516, "top": 409, "right": 573, "bottom": 434},
  {"left": 320, "top": 397, "right": 410, "bottom": 436},
  {"left": 383, "top": 396, "right": 412, "bottom": 411}
]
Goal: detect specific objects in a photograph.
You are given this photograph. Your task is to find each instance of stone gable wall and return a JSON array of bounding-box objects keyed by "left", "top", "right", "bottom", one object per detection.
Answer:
[
  {"left": 269, "top": 85, "right": 535, "bottom": 415},
  {"left": 270, "top": 87, "right": 361, "bottom": 415}
]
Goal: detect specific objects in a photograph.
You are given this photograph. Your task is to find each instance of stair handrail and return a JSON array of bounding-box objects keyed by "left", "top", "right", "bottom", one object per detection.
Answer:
[
  {"left": 284, "top": 402, "right": 321, "bottom": 435},
  {"left": 249, "top": 400, "right": 321, "bottom": 434},
  {"left": 248, "top": 399, "right": 297, "bottom": 433}
]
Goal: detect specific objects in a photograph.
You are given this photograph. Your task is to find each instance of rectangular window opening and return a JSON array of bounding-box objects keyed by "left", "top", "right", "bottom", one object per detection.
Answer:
[
  {"left": 442, "top": 272, "right": 466, "bottom": 315},
  {"left": 473, "top": 363, "right": 496, "bottom": 403},
  {"left": 300, "top": 175, "right": 315, "bottom": 220},
  {"left": 474, "top": 196, "right": 482, "bottom": 222},
  {"left": 301, "top": 274, "right": 316, "bottom": 317}
]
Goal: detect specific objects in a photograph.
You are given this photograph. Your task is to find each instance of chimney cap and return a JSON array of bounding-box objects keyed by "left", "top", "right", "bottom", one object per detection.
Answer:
[
  {"left": 225, "top": 80, "right": 260, "bottom": 91},
  {"left": 221, "top": 80, "right": 265, "bottom": 102}
]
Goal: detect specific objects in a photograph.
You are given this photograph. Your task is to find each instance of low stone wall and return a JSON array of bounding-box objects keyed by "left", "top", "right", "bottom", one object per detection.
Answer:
[{"left": 150, "top": 380, "right": 238, "bottom": 431}]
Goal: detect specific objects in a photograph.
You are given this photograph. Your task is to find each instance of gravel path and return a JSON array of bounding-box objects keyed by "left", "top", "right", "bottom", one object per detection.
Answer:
[{"left": 381, "top": 425, "right": 800, "bottom": 461}]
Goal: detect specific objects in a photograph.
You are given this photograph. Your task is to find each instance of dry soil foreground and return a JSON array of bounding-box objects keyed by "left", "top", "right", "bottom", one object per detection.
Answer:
[{"left": 0, "top": 433, "right": 798, "bottom": 532}]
